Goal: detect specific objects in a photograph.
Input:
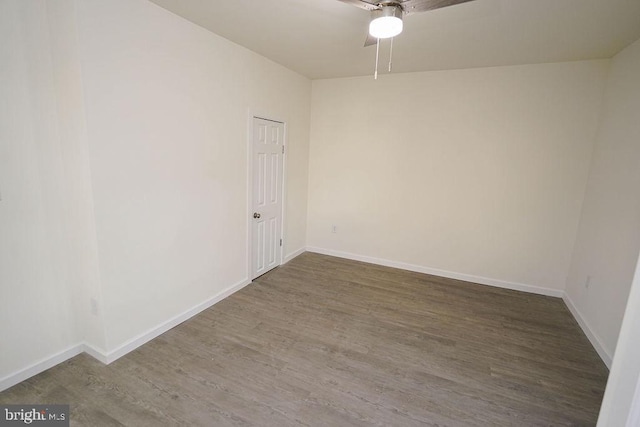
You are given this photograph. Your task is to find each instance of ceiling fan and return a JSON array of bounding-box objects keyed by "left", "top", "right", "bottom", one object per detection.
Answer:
[{"left": 339, "top": 0, "right": 476, "bottom": 78}]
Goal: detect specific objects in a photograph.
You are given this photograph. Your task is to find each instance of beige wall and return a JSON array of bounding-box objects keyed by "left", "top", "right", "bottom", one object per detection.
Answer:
[
  {"left": 307, "top": 61, "right": 608, "bottom": 294},
  {"left": 566, "top": 38, "right": 640, "bottom": 367}
]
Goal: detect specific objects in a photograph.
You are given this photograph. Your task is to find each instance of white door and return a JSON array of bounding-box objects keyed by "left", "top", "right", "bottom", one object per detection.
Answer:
[{"left": 251, "top": 117, "right": 284, "bottom": 279}]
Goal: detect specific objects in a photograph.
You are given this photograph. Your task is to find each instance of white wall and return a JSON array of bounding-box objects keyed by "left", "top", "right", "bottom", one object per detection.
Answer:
[
  {"left": 598, "top": 251, "right": 640, "bottom": 426},
  {"left": 1, "top": 0, "right": 310, "bottom": 386},
  {"left": 1, "top": 0, "right": 634, "bottom": 404},
  {"left": 307, "top": 61, "right": 608, "bottom": 294},
  {"left": 45, "top": 0, "right": 107, "bottom": 357},
  {"left": 74, "top": 0, "right": 311, "bottom": 351},
  {"left": 565, "top": 39, "right": 640, "bottom": 366},
  {"left": 0, "top": 1, "right": 91, "bottom": 384}
]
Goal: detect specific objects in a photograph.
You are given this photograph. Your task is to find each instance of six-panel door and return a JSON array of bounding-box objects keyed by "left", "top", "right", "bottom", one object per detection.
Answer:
[{"left": 251, "top": 117, "right": 284, "bottom": 279}]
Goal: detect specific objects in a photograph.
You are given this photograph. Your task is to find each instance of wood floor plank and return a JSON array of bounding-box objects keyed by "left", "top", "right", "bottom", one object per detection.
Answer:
[{"left": 0, "top": 253, "right": 608, "bottom": 426}]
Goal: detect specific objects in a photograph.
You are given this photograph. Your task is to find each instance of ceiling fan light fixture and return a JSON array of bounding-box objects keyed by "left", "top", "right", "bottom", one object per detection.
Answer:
[{"left": 369, "top": 5, "right": 403, "bottom": 39}]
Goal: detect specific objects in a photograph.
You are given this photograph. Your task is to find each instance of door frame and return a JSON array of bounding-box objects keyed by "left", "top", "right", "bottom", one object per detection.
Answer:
[{"left": 246, "top": 111, "right": 287, "bottom": 280}]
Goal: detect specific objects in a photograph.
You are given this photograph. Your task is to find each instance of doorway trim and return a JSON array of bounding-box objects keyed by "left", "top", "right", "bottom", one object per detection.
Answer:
[{"left": 246, "top": 110, "right": 287, "bottom": 280}]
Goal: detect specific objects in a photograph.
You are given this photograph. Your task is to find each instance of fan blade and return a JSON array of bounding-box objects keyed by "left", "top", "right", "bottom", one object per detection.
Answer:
[
  {"left": 401, "top": 0, "right": 476, "bottom": 14},
  {"left": 337, "top": 0, "right": 379, "bottom": 12},
  {"left": 364, "top": 32, "right": 377, "bottom": 47}
]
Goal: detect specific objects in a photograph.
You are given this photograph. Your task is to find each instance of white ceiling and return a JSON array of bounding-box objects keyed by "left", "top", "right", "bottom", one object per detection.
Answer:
[{"left": 148, "top": 0, "right": 640, "bottom": 80}]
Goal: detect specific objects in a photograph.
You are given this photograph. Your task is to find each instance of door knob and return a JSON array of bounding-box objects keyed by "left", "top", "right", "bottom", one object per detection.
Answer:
[{"left": 253, "top": 212, "right": 261, "bottom": 219}]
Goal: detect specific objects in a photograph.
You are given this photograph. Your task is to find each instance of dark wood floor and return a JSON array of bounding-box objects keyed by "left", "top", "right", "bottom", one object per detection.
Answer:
[{"left": 1, "top": 253, "right": 609, "bottom": 426}]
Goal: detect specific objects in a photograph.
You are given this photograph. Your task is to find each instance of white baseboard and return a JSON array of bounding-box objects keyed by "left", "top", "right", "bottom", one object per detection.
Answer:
[
  {"left": 82, "top": 342, "right": 109, "bottom": 365},
  {"left": 283, "top": 247, "right": 306, "bottom": 264},
  {"left": 0, "top": 344, "right": 84, "bottom": 392},
  {"left": 562, "top": 293, "right": 612, "bottom": 368},
  {"left": 1, "top": 253, "right": 610, "bottom": 391},
  {"left": 306, "top": 247, "right": 611, "bottom": 367},
  {"left": 97, "top": 277, "right": 252, "bottom": 364},
  {"left": 0, "top": 277, "right": 252, "bottom": 391},
  {"left": 306, "top": 247, "right": 564, "bottom": 298}
]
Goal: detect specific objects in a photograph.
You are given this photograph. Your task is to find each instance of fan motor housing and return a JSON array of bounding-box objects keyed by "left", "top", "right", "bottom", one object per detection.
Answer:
[{"left": 372, "top": 4, "right": 404, "bottom": 19}]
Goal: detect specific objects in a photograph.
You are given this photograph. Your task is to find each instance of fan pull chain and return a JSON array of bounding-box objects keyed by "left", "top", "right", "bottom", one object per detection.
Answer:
[
  {"left": 374, "top": 37, "right": 380, "bottom": 80},
  {"left": 388, "top": 37, "right": 394, "bottom": 72}
]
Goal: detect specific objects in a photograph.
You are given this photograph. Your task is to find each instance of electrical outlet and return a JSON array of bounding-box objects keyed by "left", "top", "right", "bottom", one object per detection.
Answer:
[
  {"left": 332, "top": 225, "right": 337, "bottom": 233},
  {"left": 90, "top": 298, "right": 99, "bottom": 316},
  {"left": 585, "top": 275, "right": 592, "bottom": 289}
]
